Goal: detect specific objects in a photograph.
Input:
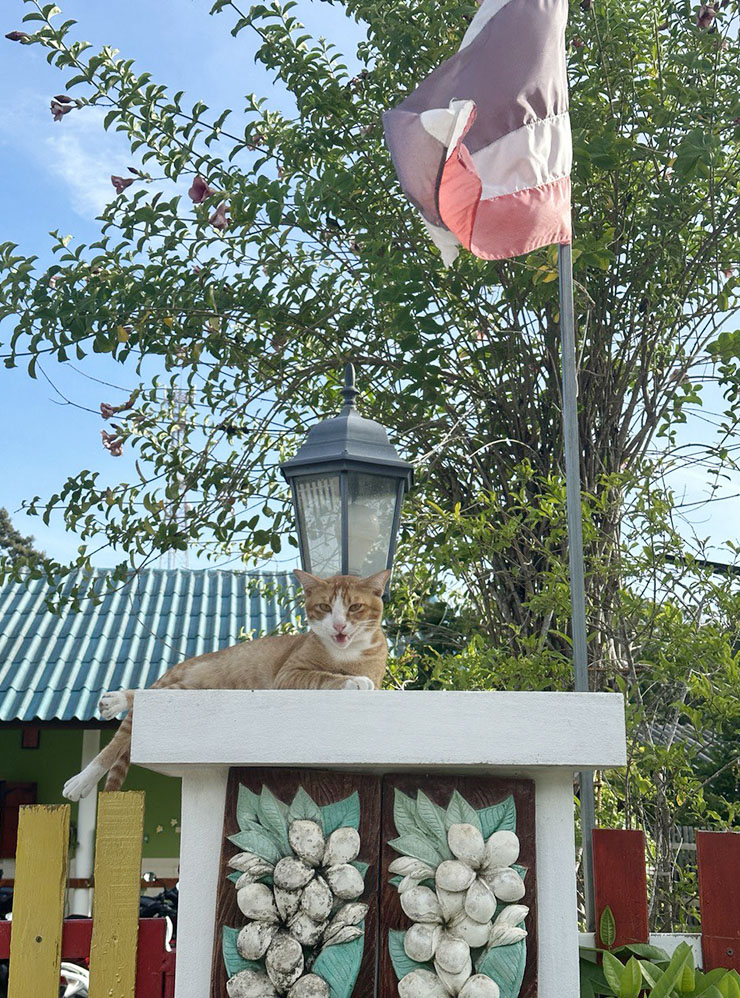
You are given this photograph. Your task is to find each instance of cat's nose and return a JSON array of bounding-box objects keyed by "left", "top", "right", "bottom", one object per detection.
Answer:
[{"left": 333, "top": 622, "right": 346, "bottom": 633}]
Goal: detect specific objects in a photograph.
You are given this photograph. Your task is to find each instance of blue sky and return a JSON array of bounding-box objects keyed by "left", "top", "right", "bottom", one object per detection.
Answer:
[{"left": 0, "top": 0, "right": 737, "bottom": 570}]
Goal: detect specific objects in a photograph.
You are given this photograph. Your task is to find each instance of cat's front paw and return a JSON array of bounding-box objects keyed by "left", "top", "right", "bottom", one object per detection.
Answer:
[
  {"left": 99, "top": 690, "right": 128, "bottom": 719},
  {"left": 343, "top": 676, "right": 375, "bottom": 690},
  {"left": 63, "top": 767, "right": 101, "bottom": 802}
]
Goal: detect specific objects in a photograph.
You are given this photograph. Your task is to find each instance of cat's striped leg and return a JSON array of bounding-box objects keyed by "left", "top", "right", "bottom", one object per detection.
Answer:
[{"left": 63, "top": 712, "right": 134, "bottom": 801}]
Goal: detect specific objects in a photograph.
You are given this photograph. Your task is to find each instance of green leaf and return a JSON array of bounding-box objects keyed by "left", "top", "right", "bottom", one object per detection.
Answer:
[
  {"left": 478, "top": 796, "right": 516, "bottom": 837},
  {"left": 718, "top": 972, "right": 740, "bottom": 998},
  {"left": 639, "top": 960, "right": 663, "bottom": 989},
  {"left": 416, "top": 792, "right": 452, "bottom": 855},
  {"left": 599, "top": 906, "right": 617, "bottom": 950},
  {"left": 321, "top": 791, "right": 360, "bottom": 834},
  {"left": 388, "top": 834, "right": 444, "bottom": 868},
  {"left": 603, "top": 951, "right": 625, "bottom": 995},
  {"left": 228, "top": 824, "right": 283, "bottom": 864},
  {"left": 227, "top": 871, "right": 241, "bottom": 884},
  {"left": 623, "top": 943, "right": 670, "bottom": 963},
  {"left": 222, "top": 926, "right": 262, "bottom": 978},
  {"left": 288, "top": 786, "right": 322, "bottom": 825},
  {"left": 388, "top": 929, "right": 432, "bottom": 982},
  {"left": 476, "top": 938, "right": 527, "bottom": 998},
  {"left": 445, "top": 790, "right": 482, "bottom": 832},
  {"left": 393, "top": 789, "right": 419, "bottom": 836},
  {"left": 258, "top": 786, "right": 290, "bottom": 853},
  {"left": 678, "top": 947, "right": 695, "bottom": 993},
  {"left": 237, "top": 784, "right": 260, "bottom": 828},
  {"left": 311, "top": 933, "right": 364, "bottom": 998},
  {"left": 650, "top": 943, "right": 692, "bottom": 998},
  {"left": 351, "top": 860, "right": 369, "bottom": 877},
  {"left": 620, "top": 957, "right": 643, "bottom": 998}
]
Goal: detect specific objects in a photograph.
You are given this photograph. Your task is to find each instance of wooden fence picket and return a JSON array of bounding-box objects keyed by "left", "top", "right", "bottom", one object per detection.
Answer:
[
  {"left": 88, "top": 791, "right": 145, "bottom": 998},
  {"left": 592, "top": 828, "right": 650, "bottom": 948},
  {"left": 697, "top": 830, "right": 740, "bottom": 973},
  {"left": 7, "top": 804, "right": 70, "bottom": 998}
]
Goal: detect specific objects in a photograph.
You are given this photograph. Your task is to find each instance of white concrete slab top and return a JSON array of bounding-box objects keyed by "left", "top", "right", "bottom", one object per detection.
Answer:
[{"left": 131, "top": 689, "right": 626, "bottom": 773}]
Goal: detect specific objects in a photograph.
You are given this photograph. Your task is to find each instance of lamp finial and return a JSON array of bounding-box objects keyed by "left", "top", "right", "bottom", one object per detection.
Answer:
[{"left": 341, "top": 362, "right": 359, "bottom": 411}]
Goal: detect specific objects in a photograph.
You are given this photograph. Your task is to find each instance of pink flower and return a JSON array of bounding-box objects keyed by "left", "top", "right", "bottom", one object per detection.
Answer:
[
  {"left": 100, "top": 394, "right": 135, "bottom": 420},
  {"left": 101, "top": 430, "right": 123, "bottom": 457},
  {"left": 188, "top": 175, "right": 215, "bottom": 203},
  {"left": 50, "top": 100, "right": 72, "bottom": 122},
  {"left": 696, "top": 4, "right": 715, "bottom": 27},
  {"left": 5, "top": 30, "right": 29, "bottom": 42},
  {"left": 209, "top": 202, "right": 229, "bottom": 231},
  {"left": 111, "top": 175, "right": 134, "bottom": 194}
]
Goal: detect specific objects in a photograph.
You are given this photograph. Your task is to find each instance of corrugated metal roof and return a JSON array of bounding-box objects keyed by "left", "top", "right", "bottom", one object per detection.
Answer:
[{"left": 0, "top": 569, "right": 299, "bottom": 722}]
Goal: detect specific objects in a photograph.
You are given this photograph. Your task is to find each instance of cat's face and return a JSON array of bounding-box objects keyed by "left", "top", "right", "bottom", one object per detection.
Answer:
[{"left": 294, "top": 569, "right": 390, "bottom": 656}]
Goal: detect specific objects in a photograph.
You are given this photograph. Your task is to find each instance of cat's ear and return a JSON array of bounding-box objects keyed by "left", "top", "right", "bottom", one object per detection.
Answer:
[
  {"left": 294, "top": 569, "right": 324, "bottom": 590},
  {"left": 362, "top": 569, "right": 391, "bottom": 596}
]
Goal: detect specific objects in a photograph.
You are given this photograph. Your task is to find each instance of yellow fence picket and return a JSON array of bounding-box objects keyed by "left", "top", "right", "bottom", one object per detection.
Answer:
[
  {"left": 8, "top": 804, "right": 70, "bottom": 998},
  {"left": 88, "top": 791, "right": 145, "bottom": 998}
]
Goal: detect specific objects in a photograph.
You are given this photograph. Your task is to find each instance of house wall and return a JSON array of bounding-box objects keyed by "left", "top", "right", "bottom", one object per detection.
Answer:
[{"left": 0, "top": 727, "right": 181, "bottom": 873}]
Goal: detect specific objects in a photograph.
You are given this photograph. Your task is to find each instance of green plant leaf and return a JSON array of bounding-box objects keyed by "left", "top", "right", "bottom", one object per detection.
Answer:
[
  {"left": 599, "top": 906, "right": 617, "bottom": 950},
  {"left": 478, "top": 796, "right": 517, "bottom": 837},
  {"left": 388, "top": 833, "right": 444, "bottom": 868},
  {"left": 416, "top": 791, "right": 451, "bottom": 855},
  {"left": 258, "top": 786, "right": 290, "bottom": 853},
  {"left": 393, "top": 790, "right": 419, "bottom": 836},
  {"left": 623, "top": 943, "right": 670, "bottom": 963},
  {"left": 639, "top": 960, "right": 663, "bottom": 989},
  {"left": 228, "top": 825, "right": 283, "bottom": 864},
  {"left": 718, "top": 972, "right": 740, "bottom": 998},
  {"left": 222, "top": 926, "right": 262, "bottom": 978},
  {"left": 620, "top": 957, "right": 643, "bottom": 998},
  {"left": 289, "top": 786, "right": 322, "bottom": 825},
  {"left": 678, "top": 947, "right": 696, "bottom": 994},
  {"left": 321, "top": 791, "right": 360, "bottom": 834},
  {"left": 312, "top": 933, "right": 364, "bottom": 998},
  {"left": 602, "top": 951, "right": 625, "bottom": 994},
  {"left": 650, "top": 943, "right": 692, "bottom": 998},
  {"left": 237, "top": 784, "right": 260, "bottom": 829},
  {"left": 445, "top": 790, "right": 482, "bottom": 832},
  {"left": 388, "top": 928, "right": 432, "bottom": 982},
  {"left": 475, "top": 938, "right": 526, "bottom": 998}
]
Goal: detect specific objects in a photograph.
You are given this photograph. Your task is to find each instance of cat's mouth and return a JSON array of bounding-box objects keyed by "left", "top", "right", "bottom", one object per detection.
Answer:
[{"left": 333, "top": 633, "right": 350, "bottom": 646}]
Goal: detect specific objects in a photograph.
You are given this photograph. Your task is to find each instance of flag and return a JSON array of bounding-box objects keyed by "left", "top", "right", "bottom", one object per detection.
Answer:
[{"left": 382, "top": 0, "right": 572, "bottom": 264}]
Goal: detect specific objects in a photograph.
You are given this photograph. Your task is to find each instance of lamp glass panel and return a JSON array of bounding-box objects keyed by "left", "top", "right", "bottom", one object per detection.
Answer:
[
  {"left": 347, "top": 471, "right": 398, "bottom": 576},
  {"left": 294, "top": 473, "right": 342, "bottom": 576}
]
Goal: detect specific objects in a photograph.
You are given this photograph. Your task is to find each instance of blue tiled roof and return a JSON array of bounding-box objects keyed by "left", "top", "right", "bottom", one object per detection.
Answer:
[{"left": 0, "top": 569, "right": 299, "bottom": 722}]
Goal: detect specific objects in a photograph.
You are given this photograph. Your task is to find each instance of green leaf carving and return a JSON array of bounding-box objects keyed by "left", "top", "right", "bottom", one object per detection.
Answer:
[
  {"left": 445, "top": 790, "right": 482, "bottom": 832},
  {"left": 476, "top": 938, "right": 526, "bottom": 998},
  {"left": 228, "top": 824, "right": 283, "bottom": 865},
  {"left": 393, "top": 789, "right": 419, "bottom": 836},
  {"left": 388, "top": 928, "right": 433, "bottom": 981},
  {"left": 599, "top": 905, "right": 617, "bottom": 949},
  {"left": 237, "top": 784, "right": 260, "bottom": 829},
  {"left": 312, "top": 933, "right": 364, "bottom": 998},
  {"left": 289, "top": 786, "right": 322, "bottom": 825},
  {"left": 227, "top": 871, "right": 241, "bottom": 884},
  {"left": 321, "top": 791, "right": 360, "bottom": 834},
  {"left": 416, "top": 791, "right": 452, "bottom": 857},
  {"left": 388, "top": 833, "right": 444, "bottom": 868},
  {"left": 351, "top": 860, "right": 369, "bottom": 877},
  {"left": 258, "top": 786, "right": 290, "bottom": 853},
  {"left": 222, "top": 926, "right": 263, "bottom": 978},
  {"left": 478, "top": 796, "right": 516, "bottom": 837},
  {"left": 511, "top": 864, "right": 527, "bottom": 882}
]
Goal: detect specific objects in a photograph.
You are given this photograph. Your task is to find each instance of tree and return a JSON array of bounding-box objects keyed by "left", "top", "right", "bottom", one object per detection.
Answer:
[
  {"left": 2, "top": 0, "right": 740, "bottom": 928},
  {"left": 0, "top": 507, "right": 43, "bottom": 565}
]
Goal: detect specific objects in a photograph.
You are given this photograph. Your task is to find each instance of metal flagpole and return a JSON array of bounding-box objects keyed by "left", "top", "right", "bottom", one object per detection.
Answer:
[{"left": 558, "top": 241, "right": 596, "bottom": 931}]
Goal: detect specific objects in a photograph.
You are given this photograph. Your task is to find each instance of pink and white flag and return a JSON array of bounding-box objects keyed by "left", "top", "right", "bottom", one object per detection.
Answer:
[{"left": 383, "top": 0, "right": 572, "bottom": 264}]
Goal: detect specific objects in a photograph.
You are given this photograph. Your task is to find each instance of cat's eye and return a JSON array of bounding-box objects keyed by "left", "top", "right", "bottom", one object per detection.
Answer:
[
  {"left": 316, "top": 603, "right": 332, "bottom": 613},
  {"left": 349, "top": 603, "right": 364, "bottom": 612}
]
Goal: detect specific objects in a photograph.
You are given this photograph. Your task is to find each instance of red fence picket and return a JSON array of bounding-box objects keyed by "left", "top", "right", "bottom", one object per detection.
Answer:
[
  {"left": 592, "top": 828, "right": 649, "bottom": 948},
  {"left": 697, "top": 830, "right": 740, "bottom": 973}
]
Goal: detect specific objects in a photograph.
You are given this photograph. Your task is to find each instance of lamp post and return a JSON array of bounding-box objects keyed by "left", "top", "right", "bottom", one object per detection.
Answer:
[{"left": 280, "top": 364, "right": 413, "bottom": 586}]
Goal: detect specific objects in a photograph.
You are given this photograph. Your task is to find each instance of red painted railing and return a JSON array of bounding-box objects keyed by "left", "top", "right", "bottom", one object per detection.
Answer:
[
  {"left": 0, "top": 917, "right": 175, "bottom": 997},
  {"left": 592, "top": 828, "right": 740, "bottom": 972}
]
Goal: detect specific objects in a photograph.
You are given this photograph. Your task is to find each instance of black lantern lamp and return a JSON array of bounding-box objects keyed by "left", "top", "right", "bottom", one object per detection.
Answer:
[{"left": 280, "top": 364, "right": 413, "bottom": 584}]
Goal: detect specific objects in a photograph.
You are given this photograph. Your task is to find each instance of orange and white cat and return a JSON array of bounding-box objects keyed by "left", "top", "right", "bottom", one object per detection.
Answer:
[{"left": 62, "top": 569, "right": 389, "bottom": 802}]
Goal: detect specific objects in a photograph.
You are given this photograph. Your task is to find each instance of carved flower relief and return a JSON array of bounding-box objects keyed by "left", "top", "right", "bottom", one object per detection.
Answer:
[
  {"left": 224, "top": 788, "right": 368, "bottom": 998},
  {"left": 388, "top": 791, "right": 530, "bottom": 998}
]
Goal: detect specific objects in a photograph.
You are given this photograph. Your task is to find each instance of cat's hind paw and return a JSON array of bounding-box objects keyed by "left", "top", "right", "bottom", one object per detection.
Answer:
[
  {"left": 343, "top": 676, "right": 375, "bottom": 690},
  {"left": 99, "top": 690, "right": 128, "bottom": 719},
  {"left": 63, "top": 763, "right": 105, "bottom": 802}
]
